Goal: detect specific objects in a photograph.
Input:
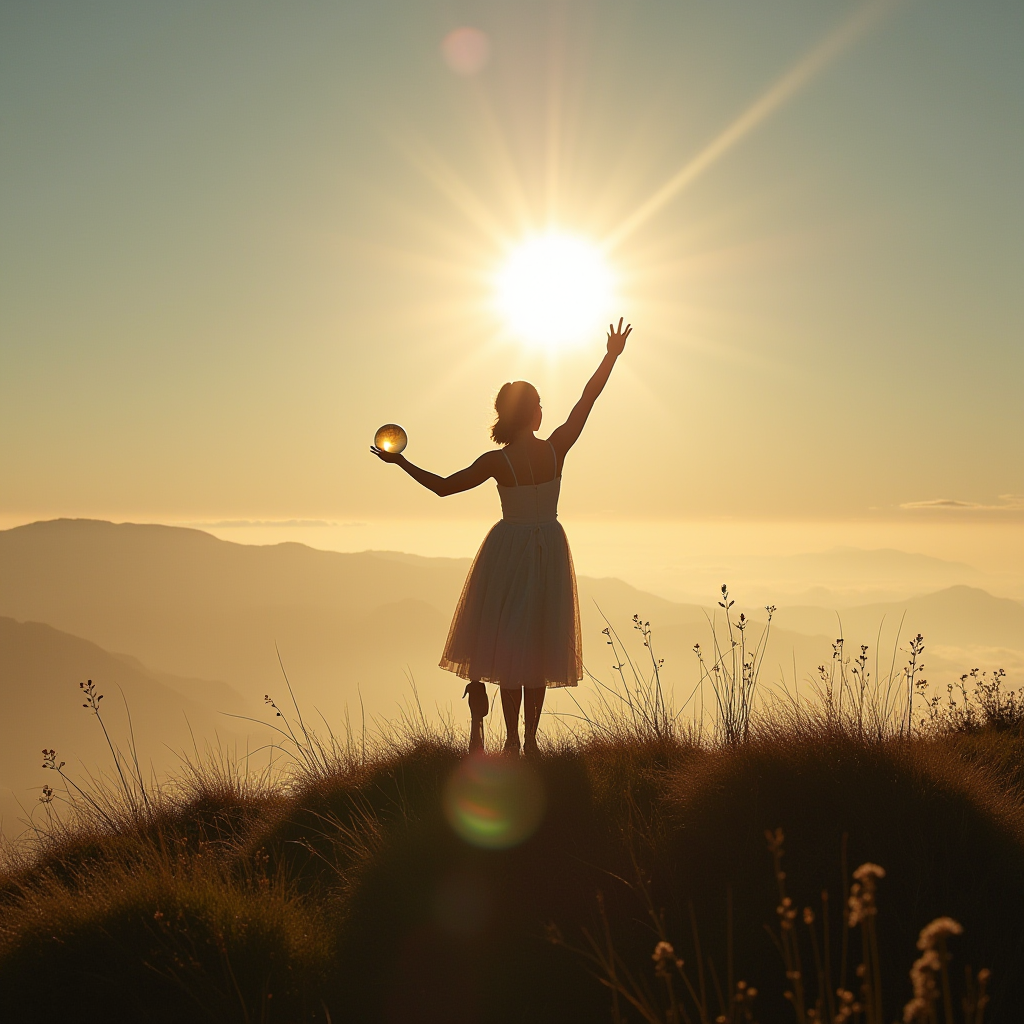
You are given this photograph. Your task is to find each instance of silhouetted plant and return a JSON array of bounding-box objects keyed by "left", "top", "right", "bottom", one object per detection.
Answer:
[
  {"left": 808, "top": 630, "right": 926, "bottom": 741},
  {"left": 693, "top": 586, "right": 775, "bottom": 744},
  {"left": 916, "top": 669, "right": 1022, "bottom": 734},
  {"left": 547, "top": 889, "right": 756, "bottom": 1024},
  {"left": 6, "top": 603, "right": 1021, "bottom": 1023},
  {"left": 557, "top": 606, "right": 696, "bottom": 747},
  {"left": 556, "top": 828, "right": 991, "bottom": 1024}
]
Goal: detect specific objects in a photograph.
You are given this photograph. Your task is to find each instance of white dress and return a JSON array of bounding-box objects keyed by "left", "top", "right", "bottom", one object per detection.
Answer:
[{"left": 439, "top": 441, "right": 582, "bottom": 689}]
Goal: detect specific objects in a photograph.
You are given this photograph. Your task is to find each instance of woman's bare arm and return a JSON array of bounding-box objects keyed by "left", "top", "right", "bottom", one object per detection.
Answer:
[
  {"left": 370, "top": 447, "right": 499, "bottom": 497},
  {"left": 549, "top": 317, "right": 631, "bottom": 459}
]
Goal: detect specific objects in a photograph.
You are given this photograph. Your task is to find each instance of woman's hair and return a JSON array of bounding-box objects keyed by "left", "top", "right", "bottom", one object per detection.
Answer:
[{"left": 491, "top": 380, "right": 540, "bottom": 446}]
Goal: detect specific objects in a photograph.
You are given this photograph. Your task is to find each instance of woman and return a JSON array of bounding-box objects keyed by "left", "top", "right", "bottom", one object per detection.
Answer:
[{"left": 372, "top": 318, "right": 632, "bottom": 755}]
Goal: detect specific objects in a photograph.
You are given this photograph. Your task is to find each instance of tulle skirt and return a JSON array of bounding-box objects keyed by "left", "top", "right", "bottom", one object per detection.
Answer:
[{"left": 439, "top": 519, "right": 582, "bottom": 689}]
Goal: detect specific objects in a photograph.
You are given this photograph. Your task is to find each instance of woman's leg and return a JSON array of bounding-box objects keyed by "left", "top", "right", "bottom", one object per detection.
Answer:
[
  {"left": 500, "top": 687, "right": 522, "bottom": 753},
  {"left": 523, "top": 686, "right": 546, "bottom": 756},
  {"left": 463, "top": 681, "right": 488, "bottom": 752}
]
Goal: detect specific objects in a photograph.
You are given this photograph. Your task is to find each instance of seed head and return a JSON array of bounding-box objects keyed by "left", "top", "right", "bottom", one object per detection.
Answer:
[
  {"left": 652, "top": 940, "right": 683, "bottom": 978},
  {"left": 916, "top": 916, "right": 962, "bottom": 950}
]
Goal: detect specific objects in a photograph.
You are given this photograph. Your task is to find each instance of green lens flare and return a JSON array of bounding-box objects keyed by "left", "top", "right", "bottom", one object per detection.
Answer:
[{"left": 443, "top": 753, "right": 545, "bottom": 850}]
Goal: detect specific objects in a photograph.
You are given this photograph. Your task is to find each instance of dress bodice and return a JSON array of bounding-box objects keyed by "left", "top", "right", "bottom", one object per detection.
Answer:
[{"left": 497, "top": 475, "right": 561, "bottom": 525}]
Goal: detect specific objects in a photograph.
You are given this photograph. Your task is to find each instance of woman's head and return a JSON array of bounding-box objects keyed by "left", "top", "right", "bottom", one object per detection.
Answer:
[{"left": 491, "top": 381, "right": 541, "bottom": 446}]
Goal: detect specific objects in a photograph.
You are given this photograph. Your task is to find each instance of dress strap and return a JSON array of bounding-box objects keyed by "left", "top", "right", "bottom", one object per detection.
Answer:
[
  {"left": 502, "top": 450, "right": 519, "bottom": 487},
  {"left": 547, "top": 439, "right": 559, "bottom": 478}
]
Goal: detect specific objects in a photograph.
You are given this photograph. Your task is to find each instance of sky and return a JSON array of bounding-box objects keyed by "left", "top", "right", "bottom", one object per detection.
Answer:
[{"left": 1, "top": 0, "right": 1022, "bottom": 594}]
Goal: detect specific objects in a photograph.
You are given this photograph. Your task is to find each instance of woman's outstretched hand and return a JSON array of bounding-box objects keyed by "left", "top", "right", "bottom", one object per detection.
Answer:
[
  {"left": 370, "top": 445, "right": 404, "bottom": 464},
  {"left": 607, "top": 317, "right": 632, "bottom": 357}
]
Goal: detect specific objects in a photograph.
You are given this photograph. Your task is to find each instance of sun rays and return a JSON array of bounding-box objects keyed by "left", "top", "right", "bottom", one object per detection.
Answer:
[
  {"left": 603, "top": 0, "right": 899, "bottom": 249},
  {"left": 361, "top": 0, "right": 898, "bottom": 387}
]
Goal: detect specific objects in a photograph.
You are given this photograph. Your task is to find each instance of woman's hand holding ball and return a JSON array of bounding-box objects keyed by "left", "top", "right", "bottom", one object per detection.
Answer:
[{"left": 371, "top": 423, "right": 408, "bottom": 463}]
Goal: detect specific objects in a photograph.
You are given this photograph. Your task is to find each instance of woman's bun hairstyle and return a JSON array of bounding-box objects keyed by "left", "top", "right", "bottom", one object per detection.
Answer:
[{"left": 491, "top": 381, "right": 540, "bottom": 446}]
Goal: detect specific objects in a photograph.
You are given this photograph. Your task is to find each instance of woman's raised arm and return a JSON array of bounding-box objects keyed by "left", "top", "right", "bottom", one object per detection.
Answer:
[
  {"left": 549, "top": 317, "right": 631, "bottom": 458},
  {"left": 370, "top": 447, "right": 499, "bottom": 497}
]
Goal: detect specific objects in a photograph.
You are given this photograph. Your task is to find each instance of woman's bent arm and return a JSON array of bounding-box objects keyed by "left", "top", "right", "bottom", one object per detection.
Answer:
[
  {"left": 371, "top": 448, "right": 496, "bottom": 497},
  {"left": 549, "top": 318, "right": 631, "bottom": 457}
]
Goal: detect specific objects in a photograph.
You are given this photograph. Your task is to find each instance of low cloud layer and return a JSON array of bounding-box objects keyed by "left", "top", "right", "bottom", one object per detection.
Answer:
[{"left": 900, "top": 496, "right": 1024, "bottom": 512}]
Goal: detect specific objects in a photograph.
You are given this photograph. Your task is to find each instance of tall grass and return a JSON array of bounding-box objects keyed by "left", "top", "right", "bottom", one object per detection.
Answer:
[
  {"left": 693, "top": 586, "right": 775, "bottom": 745},
  {"left": 566, "top": 585, "right": 775, "bottom": 748},
  {"left": 550, "top": 826, "right": 993, "bottom": 1024},
  {"left": 805, "top": 627, "right": 926, "bottom": 741},
  {"left": 565, "top": 609, "right": 692, "bottom": 745},
  {"left": 0, "top": 587, "right": 1019, "bottom": 1023}
]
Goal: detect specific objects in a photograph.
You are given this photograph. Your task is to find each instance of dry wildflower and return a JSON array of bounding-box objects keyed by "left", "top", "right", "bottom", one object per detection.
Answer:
[
  {"left": 41, "top": 749, "right": 65, "bottom": 772},
  {"left": 731, "top": 979, "right": 759, "bottom": 1022},
  {"left": 903, "top": 952, "right": 941, "bottom": 1022},
  {"left": 852, "top": 863, "right": 885, "bottom": 884},
  {"left": 765, "top": 827, "right": 784, "bottom": 856},
  {"left": 848, "top": 863, "right": 885, "bottom": 926},
  {"left": 903, "top": 917, "right": 965, "bottom": 1023},
  {"left": 965, "top": 968, "right": 992, "bottom": 1023},
  {"left": 652, "top": 940, "right": 683, "bottom": 978},
  {"left": 833, "top": 988, "right": 858, "bottom": 1023},
  {"left": 79, "top": 678, "right": 104, "bottom": 711},
  {"left": 802, "top": 906, "right": 814, "bottom": 925},
  {"left": 775, "top": 894, "right": 797, "bottom": 930},
  {"left": 917, "top": 916, "right": 962, "bottom": 948}
]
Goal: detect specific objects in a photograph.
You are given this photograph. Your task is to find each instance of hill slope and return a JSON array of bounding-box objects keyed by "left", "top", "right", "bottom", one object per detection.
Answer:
[{"left": 0, "top": 616, "right": 257, "bottom": 833}]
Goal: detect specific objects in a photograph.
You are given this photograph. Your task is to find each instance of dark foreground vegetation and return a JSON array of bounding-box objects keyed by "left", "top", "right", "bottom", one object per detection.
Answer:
[{"left": 2, "top": 623, "right": 1022, "bottom": 1023}]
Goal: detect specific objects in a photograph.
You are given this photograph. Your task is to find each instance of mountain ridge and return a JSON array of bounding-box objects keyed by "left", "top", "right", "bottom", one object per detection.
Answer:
[{"left": 0, "top": 615, "right": 257, "bottom": 834}]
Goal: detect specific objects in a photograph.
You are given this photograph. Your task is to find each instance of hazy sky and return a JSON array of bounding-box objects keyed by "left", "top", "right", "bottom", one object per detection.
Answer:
[{"left": 2, "top": 2, "right": 1022, "bottom": 555}]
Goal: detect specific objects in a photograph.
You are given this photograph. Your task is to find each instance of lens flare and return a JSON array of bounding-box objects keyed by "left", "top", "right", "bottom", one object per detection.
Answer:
[
  {"left": 441, "top": 27, "right": 490, "bottom": 77},
  {"left": 443, "top": 752, "right": 545, "bottom": 849},
  {"left": 374, "top": 423, "right": 408, "bottom": 454},
  {"left": 496, "top": 233, "right": 614, "bottom": 350}
]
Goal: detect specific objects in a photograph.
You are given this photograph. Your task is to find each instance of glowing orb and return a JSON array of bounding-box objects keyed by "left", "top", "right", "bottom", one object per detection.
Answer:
[
  {"left": 443, "top": 752, "right": 545, "bottom": 850},
  {"left": 374, "top": 423, "right": 408, "bottom": 454},
  {"left": 441, "top": 27, "right": 490, "bottom": 76},
  {"left": 496, "top": 233, "right": 614, "bottom": 350}
]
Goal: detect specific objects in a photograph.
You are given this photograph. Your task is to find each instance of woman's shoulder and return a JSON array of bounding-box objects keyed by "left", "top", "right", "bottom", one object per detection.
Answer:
[{"left": 475, "top": 448, "right": 508, "bottom": 477}]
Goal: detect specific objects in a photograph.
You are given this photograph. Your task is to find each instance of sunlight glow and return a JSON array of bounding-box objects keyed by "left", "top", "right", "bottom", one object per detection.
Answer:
[
  {"left": 605, "top": 0, "right": 896, "bottom": 248},
  {"left": 496, "top": 233, "right": 614, "bottom": 350}
]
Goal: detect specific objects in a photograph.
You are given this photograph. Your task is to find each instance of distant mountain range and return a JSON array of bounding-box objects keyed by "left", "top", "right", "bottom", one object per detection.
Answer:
[
  {"left": 771, "top": 586, "right": 1024, "bottom": 651},
  {"left": 2, "top": 519, "right": 1021, "bottom": 835},
  {"left": 0, "top": 615, "right": 258, "bottom": 833}
]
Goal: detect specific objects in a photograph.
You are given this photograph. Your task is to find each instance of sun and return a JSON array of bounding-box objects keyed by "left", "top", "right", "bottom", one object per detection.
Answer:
[{"left": 496, "top": 233, "right": 614, "bottom": 350}]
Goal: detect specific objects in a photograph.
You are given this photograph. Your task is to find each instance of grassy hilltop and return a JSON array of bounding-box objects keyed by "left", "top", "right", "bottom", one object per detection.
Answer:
[{"left": 1, "top": 659, "right": 1023, "bottom": 1024}]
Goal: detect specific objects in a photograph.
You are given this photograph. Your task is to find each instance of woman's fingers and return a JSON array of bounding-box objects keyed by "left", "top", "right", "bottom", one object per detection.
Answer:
[{"left": 608, "top": 317, "right": 630, "bottom": 339}]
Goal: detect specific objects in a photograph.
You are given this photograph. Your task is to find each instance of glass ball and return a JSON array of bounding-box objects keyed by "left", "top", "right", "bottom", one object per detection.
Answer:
[{"left": 374, "top": 423, "right": 408, "bottom": 454}]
